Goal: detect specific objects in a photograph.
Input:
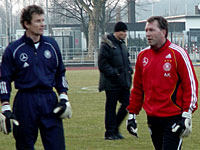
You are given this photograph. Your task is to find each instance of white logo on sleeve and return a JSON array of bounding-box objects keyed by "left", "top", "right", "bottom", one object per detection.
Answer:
[{"left": 0, "top": 81, "right": 8, "bottom": 94}]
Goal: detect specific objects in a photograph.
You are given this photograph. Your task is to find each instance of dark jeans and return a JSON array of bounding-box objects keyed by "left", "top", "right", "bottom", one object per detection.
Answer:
[
  {"left": 104, "top": 88, "right": 130, "bottom": 137},
  {"left": 147, "top": 115, "right": 183, "bottom": 150}
]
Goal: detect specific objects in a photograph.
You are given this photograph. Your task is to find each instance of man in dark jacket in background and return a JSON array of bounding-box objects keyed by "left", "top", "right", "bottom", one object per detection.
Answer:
[{"left": 98, "top": 22, "right": 133, "bottom": 140}]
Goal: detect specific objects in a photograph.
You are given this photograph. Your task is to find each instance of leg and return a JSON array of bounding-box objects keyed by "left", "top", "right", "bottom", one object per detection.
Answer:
[
  {"left": 114, "top": 89, "right": 130, "bottom": 139},
  {"left": 13, "top": 123, "right": 38, "bottom": 150},
  {"left": 147, "top": 117, "right": 164, "bottom": 150},
  {"left": 116, "top": 89, "right": 130, "bottom": 130},
  {"left": 40, "top": 118, "right": 65, "bottom": 150},
  {"left": 162, "top": 115, "right": 183, "bottom": 150},
  {"left": 38, "top": 92, "right": 66, "bottom": 150},
  {"left": 148, "top": 124, "right": 163, "bottom": 150},
  {"left": 104, "top": 90, "right": 119, "bottom": 138},
  {"left": 163, "top": 131, "right": 182, "bottom": 150},
  {"left": 13, "top": 92, "right": 39, "bottom": 150}
]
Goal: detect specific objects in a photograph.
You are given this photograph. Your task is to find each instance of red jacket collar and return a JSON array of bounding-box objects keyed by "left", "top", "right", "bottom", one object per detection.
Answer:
[{"left": 151, "top": 39, "right": 171, "bottom": 52}]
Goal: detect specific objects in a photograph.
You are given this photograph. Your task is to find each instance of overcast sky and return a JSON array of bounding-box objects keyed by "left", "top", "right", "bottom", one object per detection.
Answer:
[{"left": 135, "top": 0, "right": 200, "bottom": 21}]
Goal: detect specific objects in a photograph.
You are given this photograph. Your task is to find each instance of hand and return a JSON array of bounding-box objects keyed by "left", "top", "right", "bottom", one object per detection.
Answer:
[
  {"left": 172, "top": 112, "right": 192, "bottom": 138},
  {"left": 0, "top": 104, "right": 19, "bottom": 135},
  {"left": 126, "top": 113, "right": 138, "bottom": 138},
  {"left": 53, "top": 94, "right": 72, "bottom": 119}
]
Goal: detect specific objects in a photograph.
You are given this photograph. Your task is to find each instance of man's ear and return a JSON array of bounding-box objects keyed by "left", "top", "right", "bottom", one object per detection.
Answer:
[
  {"left": 24, "top": 21, "right": 30, "bottom": 29},
  {"left": 161, "top": 29, "right": 166, "bottom": 37}
]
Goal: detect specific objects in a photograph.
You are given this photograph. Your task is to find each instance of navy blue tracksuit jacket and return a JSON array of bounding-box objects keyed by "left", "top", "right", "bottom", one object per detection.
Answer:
[{"left": 0, "top": 34, "right": 68, "bottom": 101}]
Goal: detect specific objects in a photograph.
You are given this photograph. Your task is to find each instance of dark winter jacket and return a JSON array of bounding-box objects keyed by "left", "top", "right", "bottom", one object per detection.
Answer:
[{"left": 98, "top": 33, "right": 133, "bottom": 91}]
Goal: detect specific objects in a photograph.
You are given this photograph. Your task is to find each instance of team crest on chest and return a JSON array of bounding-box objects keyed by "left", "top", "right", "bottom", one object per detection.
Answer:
[
  {"left": 142, "top": 57, "right": 148, "bottom": 66},
  {"left": 44, "top": 50, "right": 51, "bottom": 59},
  {"left": 163, "top": 62, "right": 171, "bottom": 71}
]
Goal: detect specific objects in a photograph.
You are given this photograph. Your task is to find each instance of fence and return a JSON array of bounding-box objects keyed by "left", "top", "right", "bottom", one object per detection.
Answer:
[
  {"left": 0, "top": 45, "right": 200, "bottom": 67},
  {"left": 59, "top": 47, "right": 145, "bottom": 67},
  {"left": 61, "top": 49, "right": 98, "bottom": 66},
  {"left": 61, "top": 45, "right": 200, "bottom": 66}
]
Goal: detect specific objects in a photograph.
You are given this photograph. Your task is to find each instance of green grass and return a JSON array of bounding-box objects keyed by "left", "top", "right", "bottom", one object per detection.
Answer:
[{"left": 0, "top": 68, "right": 200, "bottom": 150}]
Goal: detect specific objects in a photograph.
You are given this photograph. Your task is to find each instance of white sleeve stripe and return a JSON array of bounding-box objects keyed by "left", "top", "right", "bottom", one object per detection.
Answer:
[
  {"left": 172, "top": 44, "right": 197, "bottom": 113},
  {"left": 44, "top": 42, "right": 59, "bottom": 67},
  {"left": 0, "top": 82, "right": 8, "bottom": 94},
  {"left": 169, "top": 43, "right": 197, "bottom": 113},
  {"left": 62, "top": 76, "right": 68, "bottom": 88},
  {"left": 13, "top": 43, "right": 26, "bottom": 58}
]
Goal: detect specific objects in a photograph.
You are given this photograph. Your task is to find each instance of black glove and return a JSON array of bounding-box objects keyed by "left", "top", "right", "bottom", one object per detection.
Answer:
[
  {"left": 0, "top": 106, "right": 19, "bottom": 135},
  {"left": 53, "top": 94, "right": 72, "bottom": 119},
  {"left": 172, "top": 112, "right": 192, "bottom": 138},
  {"left": 126, "top": 113, "right": 138, "bottom": 138}
]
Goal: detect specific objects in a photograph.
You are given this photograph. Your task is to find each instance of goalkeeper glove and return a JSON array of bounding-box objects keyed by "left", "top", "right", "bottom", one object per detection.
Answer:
[
  {"left": 53, "top": 94, "right": 72, "bottom": 119},
  {"left": 0, "top": 104, "right": 19, "bottom": 134},
  {"left": 172, "top": 112, "right": 192, "bottom": 138},
  {"left": 126, "top": 113, "right": 138, "bottom": 138}
]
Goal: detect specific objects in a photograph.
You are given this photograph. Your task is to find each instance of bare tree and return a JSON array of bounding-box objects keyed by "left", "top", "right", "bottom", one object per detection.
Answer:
[
  {"left": 98, "top": 0, "right": 122, "bottom": 35},
  {"left": 49, "top": 0, "right": 89, "bottom": 47},
  {"left": 5, "top": 0, "right": 11, "bottom": 44},
  {"left": 77, "top": 0, "right": 106, "bottom": 58},
  {"left": 49, "top": 0, "right": 127, "bottom": 58}
]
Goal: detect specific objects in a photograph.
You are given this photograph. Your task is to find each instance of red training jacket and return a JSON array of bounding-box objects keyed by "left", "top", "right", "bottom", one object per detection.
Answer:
[{"left": 127, "top": 40, "right": 198, "bottom": 117}]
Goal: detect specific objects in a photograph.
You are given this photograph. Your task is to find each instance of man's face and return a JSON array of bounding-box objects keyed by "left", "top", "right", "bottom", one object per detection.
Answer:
[
  {"left": 115, "top": 30, "right": 127, "bottom": 40},
  {"left": 25, "top": 13, "right": 45, "bottom": 36},
  {"left": 145, "top": 20, "right": 166, "bottom": 48}
]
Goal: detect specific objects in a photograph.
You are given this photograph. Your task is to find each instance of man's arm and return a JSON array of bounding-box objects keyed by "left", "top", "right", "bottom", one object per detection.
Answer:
[
  {"left": 51, "top": 39, "right": 72, "bottom": 119},
  {"left": 98, "top": 44, "right": 119, "bottom": 77},
  {"left": 52, "top": 39, "right": 69, "bottom": 94},
  {"left": 0, "top": 47, "right": 14, "bottom": 103},
  {"left": 171, "top": 47, "right": 198, "bottom": 138},
  {"left": 0, "top": 48, "right": 19, "bottom": 134},
  {"left": 176, "top": 49, "right": 198, "bottom": 113}
]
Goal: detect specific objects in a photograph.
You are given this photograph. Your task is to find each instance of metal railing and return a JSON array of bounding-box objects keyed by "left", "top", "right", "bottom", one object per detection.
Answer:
[
  {"left": 61, "top": 46, "right": 200, "bottom": 66},
  {"left": 61, "top": 50, "right": 98, "bottom": 66},
  {"left": 0, "top": 46, "right": 200, "bottom": 66}
]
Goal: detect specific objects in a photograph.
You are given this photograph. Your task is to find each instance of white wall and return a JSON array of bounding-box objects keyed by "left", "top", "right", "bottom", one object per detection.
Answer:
[{"left": 185, "top": 17, "right": 200, "bottom": 31}]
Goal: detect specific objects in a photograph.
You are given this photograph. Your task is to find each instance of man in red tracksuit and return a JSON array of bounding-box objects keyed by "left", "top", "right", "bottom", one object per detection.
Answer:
[{"left": 126, "top": 16, "right": 198, "bottom": 150}]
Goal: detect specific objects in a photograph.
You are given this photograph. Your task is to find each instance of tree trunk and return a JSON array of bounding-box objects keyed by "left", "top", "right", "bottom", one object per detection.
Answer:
[
  {"left": 88, "top": 19, "right": 97, "bottom": 59},
  {"left": 87, "top": 3, "right": 99, "bottom": 59},
  {"left": 77, "top": 0, "right": 107, "bottom": 59}
]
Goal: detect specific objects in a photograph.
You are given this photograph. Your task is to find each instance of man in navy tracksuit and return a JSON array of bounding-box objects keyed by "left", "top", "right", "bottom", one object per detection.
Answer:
[{"left": 0, "top": 5, "right": 72, "bottom": 150}]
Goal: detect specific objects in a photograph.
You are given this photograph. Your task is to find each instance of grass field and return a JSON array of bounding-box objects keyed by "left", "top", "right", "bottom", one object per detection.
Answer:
[{"left": 0, "top": 68, "right": 200, "bottom": 150}]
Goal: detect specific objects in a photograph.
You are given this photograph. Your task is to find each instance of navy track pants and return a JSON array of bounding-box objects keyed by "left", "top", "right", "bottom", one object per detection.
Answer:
[{"left": 13, "top": 89, "right": 66, "bottom": 150}]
